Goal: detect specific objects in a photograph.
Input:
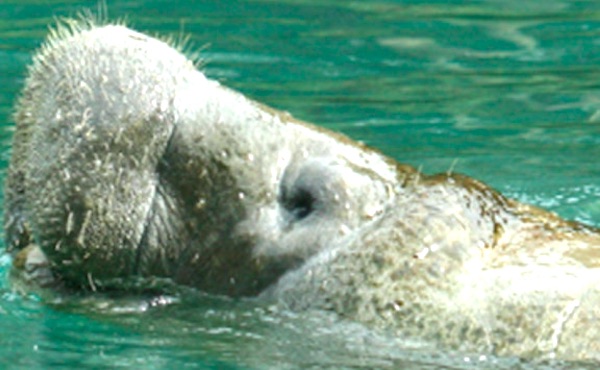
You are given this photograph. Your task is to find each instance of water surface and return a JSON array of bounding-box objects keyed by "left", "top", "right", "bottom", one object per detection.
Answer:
[{"left": 1, "top": 1, "right": 600, "bottom": 369}]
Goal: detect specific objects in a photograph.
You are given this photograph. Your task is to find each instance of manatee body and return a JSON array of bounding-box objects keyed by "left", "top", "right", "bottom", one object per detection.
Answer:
[{"left": 4, "top": 20, "right": 600, "bottom": 361}]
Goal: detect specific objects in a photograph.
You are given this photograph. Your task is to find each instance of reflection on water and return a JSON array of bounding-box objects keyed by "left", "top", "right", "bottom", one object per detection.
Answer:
[
  {"left": 1, "top": 0, "right": 600, "bottom": 369},
  {"left": 0, "top": 288, "right": 535, "bottom": 370}
]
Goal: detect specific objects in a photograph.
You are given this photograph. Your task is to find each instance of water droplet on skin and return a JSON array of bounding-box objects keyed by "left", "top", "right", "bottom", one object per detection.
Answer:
[
  {"left": 414, "top": 247, "right": 430, "bottom": 259},
  {"left": 364, "top": 205, "right": 382, "bottom": 219},
  {"left": 339, "top": 224, "right": 350, "bottom": 235},
  {"left": 195, "top": 198, "right": 206, "bottom": 210}
]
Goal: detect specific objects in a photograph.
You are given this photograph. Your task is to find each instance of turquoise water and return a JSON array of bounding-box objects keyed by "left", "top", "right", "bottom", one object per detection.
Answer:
[{"left": 1, "top": 0, "right": 600, "bottom": 368}]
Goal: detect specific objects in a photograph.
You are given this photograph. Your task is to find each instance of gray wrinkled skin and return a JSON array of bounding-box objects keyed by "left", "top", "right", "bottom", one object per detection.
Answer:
[{"left": 4, "top": 20, "right": 600, "bottom": 361}]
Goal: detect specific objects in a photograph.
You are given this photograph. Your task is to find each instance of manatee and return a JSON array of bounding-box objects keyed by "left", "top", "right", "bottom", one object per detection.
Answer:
[{"left": 4, "top": 19, "right": 600, "bottom": 361}]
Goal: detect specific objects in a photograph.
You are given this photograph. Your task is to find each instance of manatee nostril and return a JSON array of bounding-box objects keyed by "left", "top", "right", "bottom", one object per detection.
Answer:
[{"left": 284, "top": 188, "right": 316, "bottom": 220}]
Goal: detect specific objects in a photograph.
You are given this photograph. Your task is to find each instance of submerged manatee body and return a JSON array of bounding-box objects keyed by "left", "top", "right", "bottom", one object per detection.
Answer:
[{"left": 4, "top": 20, "right": 600, "bottom": 361}]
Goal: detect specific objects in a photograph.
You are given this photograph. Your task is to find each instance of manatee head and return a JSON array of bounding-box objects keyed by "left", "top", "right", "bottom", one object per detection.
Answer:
[{"left": 5, "top": 21, "right": 407, "bottom": 296}]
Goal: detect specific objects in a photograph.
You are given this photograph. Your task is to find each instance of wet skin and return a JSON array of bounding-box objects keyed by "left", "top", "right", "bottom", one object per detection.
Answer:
[{"left": 4, "top": 21, "right": 600, "bottom": 360}]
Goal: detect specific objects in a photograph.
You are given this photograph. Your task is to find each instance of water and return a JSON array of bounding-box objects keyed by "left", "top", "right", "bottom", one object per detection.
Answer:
[{"left": 1, "top": 0, "right": 599, "bottom": 368}]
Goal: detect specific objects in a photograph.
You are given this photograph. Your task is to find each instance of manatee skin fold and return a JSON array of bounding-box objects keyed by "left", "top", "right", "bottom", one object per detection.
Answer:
[{"left": 4, "top": 19, "right": 600, "bottom": 361}]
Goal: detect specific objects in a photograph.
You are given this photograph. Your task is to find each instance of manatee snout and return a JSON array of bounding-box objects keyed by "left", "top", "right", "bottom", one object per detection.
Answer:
[{"left": 5, "top": 21, "right": 397, "bottom": 295}]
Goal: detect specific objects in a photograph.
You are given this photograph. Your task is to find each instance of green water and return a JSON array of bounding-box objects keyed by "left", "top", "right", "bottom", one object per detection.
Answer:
[{"left": 1, "top": 0, "right": 600, "bottom": 368}]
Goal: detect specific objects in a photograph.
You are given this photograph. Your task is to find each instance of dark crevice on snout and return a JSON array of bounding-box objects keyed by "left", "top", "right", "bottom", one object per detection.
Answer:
[
  {"left": 133, "top": 185, "right": 158, "bottom": 276},
  {"left": 132, "top": 115, "right": 178, "bottom": 276}
]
